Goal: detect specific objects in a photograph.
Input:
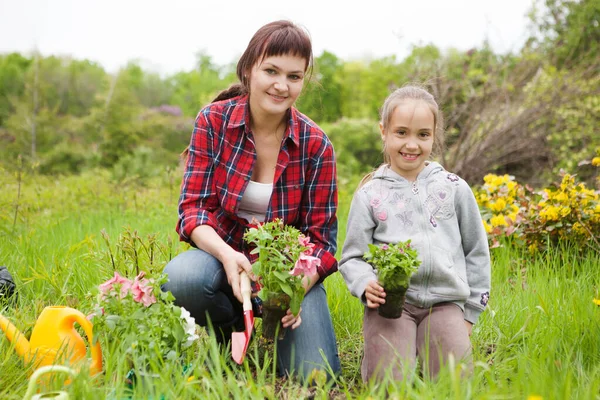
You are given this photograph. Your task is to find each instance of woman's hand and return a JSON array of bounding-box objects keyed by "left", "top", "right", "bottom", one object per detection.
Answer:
[
  {"left": 281, "top": 308, "right": 302, "bottom": 330},
  {"left": 301, "top": 271, "right": 319, "bottom": 294},
  {"left": 221, "top": 251, "right": 253, "bottom": 303},
  {"left": 364, "top": 280, "right": 386, "bottom": 309},
  {"left": 190, "top": 225, "right": 255, "bottom": 303}
]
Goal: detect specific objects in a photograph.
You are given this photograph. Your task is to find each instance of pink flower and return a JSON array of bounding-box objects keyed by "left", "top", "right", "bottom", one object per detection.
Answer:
[
  {"left": 131, "top": 272, "right": 157, "bottom": 307},
  {"left": 370, "top": 196, "right": 382, "bottom": 208},
  {"left": 375, "top": 209, "right": 388, "bottom": 221},
  {"left": 381, "top": 244, "right": 389, "bottom": 250},
  {"left": 298, "top": 234, "right": 315, "bottom": 256},
  {"left": 99, "top": 272, "right": 133, "bottom": 299},
  {"left": 290, "top": 253, "right": 321, "bottom": 277},
  {"left": 298, "top": 235, "right": 311, "bottom": 247},
  {"left": 86, "top": 307, "right": 105, "bottom": 321}
]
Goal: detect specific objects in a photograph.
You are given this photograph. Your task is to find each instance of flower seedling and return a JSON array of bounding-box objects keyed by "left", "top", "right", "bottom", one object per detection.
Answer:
[
  {"left": 90, "top": 271, "right": 198, "bottom": 369},
  {"left": 364, "top": 240, "right": 421, "bottom": 290},
  {"left": 244, "top": 219, "right": 320, "bottom": 315}
]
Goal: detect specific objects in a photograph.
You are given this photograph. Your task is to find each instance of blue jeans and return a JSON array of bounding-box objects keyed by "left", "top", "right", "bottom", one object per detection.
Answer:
[{"left": 162, "top": 248, "right": 341, "bottom": 380}]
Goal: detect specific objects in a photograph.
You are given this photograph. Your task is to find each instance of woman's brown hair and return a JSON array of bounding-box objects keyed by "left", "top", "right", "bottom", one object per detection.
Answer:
[{"left": 181, "top": 20, "right": 313, "bottom": 159}]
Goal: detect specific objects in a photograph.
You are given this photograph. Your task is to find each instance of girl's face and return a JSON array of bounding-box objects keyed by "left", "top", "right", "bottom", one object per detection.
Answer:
[
  {"left": 380, "top": 100, "right": 435, "bottom": 181},
  {"left": 248, "top": 54, "right": 306, "bottom": 118}
]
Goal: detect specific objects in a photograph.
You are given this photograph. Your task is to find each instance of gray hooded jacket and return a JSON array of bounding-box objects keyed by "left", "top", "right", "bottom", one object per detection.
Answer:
[{"left": 339, "top": 162, "right": 491, "bottom": 324}]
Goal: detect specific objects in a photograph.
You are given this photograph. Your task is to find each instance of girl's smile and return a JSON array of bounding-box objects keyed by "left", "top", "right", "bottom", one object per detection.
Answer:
[{"left": 380, "top": 99, "right": 435, "bottom": 181}]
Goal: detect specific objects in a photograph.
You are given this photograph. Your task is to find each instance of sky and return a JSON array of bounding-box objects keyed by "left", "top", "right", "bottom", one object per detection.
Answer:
[{"left": 0, "top": 0, "right": 535, "bottom": 75}]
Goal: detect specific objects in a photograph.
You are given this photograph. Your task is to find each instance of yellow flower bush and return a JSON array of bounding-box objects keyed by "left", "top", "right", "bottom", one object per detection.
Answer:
[
  {"left": 592, "top": 147, "right": 600, "bottom": 188},
  {"left": 476, "top": 167, "right": 600, "bottom": 253},
  {"left": 475, "top": 174, "right": 523, "bottom": 247},
  {"left": 490, "top": 214, "right": 509, "bottom": 227},
  {"left": 520, "top": 171, "right": 599, "bottom": 252},
  {"left": 539, "top": 205, "right": 560, "bottom": 222}
]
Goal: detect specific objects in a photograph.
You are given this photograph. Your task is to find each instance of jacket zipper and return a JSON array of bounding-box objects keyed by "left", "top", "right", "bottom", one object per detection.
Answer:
[{"left": 412, "top": 178, "right": 430, "bottom": 304}]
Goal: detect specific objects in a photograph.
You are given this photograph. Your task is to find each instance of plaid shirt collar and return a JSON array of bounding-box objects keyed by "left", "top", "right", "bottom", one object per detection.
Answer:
[{"left": 227, "top": 94, "right": 300, "bottom": 147}]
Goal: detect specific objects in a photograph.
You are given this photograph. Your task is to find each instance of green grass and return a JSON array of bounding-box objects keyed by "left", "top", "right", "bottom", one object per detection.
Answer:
[{"left": 1, "top": 170, "right": 599, "bottom": 399}]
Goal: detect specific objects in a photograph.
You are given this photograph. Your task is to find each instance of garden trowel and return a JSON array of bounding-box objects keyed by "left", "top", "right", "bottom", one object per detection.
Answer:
[{"left": 232, "top": 272, "right": 254, "bottom": 364}]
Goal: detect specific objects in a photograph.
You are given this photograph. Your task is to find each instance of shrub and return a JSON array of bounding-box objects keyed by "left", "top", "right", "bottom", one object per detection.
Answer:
[{"left": 476, "top": 166, "right": 600, "bottom": 254}]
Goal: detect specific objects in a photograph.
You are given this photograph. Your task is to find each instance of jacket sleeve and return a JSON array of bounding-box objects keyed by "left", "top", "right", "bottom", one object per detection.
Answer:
[
  {"left": 299, "top": 138, "right": 338, "bottom": 281},
  {"left": 456, "top": 180, "right": 491, "bottom": 324},
  {"left": 339, "top": 189, "right": 378, "bottom": 301},
  {"left": 176, "top": 109, "right": 220, "bottom": 244}
]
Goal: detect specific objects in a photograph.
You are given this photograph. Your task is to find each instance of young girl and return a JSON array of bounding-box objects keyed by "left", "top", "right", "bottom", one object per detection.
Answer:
[
  {"left": 339, "top": 85, "right": 491, "bottom": 382},
  {"left": 162, "top": 20, "right": 340, "bottom": 381}
]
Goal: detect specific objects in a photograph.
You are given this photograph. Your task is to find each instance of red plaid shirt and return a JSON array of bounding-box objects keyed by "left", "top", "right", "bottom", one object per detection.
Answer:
[{"left": 177, "top": 95, "right": 338, "bottom": 280}]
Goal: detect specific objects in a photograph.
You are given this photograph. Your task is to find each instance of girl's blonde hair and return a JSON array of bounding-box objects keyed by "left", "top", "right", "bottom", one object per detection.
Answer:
[{"left": 359, "top": 84, "right": 445, "bottom": 188}]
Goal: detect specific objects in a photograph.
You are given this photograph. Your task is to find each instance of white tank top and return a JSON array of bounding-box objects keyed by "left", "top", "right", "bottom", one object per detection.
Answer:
[{"left": 237, "top": 181, "right": 273, "bottom": 223}]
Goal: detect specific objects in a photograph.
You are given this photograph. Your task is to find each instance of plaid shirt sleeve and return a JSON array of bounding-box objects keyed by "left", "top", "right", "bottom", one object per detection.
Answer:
[
  {"left": 299, "top": 131, "right": 338, "bottom": 281},
  {"left": 176, "top": 109, "right": 220, "bottom": 243}
]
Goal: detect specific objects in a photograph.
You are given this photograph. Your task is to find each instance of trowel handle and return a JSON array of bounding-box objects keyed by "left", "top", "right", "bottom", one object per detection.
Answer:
[
  {"left": 240, "top": 272, "right": 252, "bottom": 312},
  {"left": 23, "top": 365, "right": 75, "bottom": 400}
]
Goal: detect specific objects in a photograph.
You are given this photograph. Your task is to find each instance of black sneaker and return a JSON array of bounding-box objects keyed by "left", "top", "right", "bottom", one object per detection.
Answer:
[{"left": 0, "top": 266, "right": 16, "bottom": 303}]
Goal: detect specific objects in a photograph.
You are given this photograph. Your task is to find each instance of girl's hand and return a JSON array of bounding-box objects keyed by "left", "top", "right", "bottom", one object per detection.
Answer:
[
  {"left": 281, "top": 308, "right": 302, "bottom": 330},
  {"left": 364, "top": 281, "right": 386, "bottom": 309},
  {"left": 464, "top": 320, "right": 473, "bottom": 336},
  {"left": 221, "top": 251, "right": 253, "bottom": 303}
]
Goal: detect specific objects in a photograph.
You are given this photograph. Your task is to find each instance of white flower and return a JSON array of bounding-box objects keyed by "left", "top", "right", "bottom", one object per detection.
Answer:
[{"left": 180, "top": 306, "right": 200, "bottom": 348}]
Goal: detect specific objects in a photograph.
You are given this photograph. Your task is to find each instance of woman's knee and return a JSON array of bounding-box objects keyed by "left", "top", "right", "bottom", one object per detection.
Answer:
[
  {"left": 161, "top": 249, "right": 228, "bottom": 320},
  {"left": 162, "top": 249, "right": 222, "bottom": 293}
]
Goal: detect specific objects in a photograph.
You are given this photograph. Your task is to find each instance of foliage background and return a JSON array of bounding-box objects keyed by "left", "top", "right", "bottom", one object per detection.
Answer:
[
  {"left": 0, "top": 0, "right": 598, "bottom": 189},
  {"left": 1, "top": 0, "right": 599, "bottom": 398}
]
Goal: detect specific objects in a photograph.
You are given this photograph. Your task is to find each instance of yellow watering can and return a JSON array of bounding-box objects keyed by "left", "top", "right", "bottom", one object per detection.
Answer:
[
  {"left": 23, "top": 365, "right": 76, "bottom": 400},
  {"left": 0, "top": 306, "right": 102, "bottom": 374}
]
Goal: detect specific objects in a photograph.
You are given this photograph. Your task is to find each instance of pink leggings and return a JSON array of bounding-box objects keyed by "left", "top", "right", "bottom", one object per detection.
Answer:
[{"left": 362, "top": 302, "right": 472, "bottom": 382}]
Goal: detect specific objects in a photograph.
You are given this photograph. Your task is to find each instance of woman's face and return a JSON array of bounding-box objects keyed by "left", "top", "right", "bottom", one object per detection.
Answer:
[{"left": 248, "top": 54, "right": 306, "bottom": 118}]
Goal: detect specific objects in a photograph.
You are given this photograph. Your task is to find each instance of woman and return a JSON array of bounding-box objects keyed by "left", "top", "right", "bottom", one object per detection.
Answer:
[{"left": 162, "top": 20, "right": 340, "bottom": 381}]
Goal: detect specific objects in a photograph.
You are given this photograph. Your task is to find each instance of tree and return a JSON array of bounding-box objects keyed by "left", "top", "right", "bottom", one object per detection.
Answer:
[
  {"left": 526, "top": 0, "right": 600, "bottom": 69},
  {"left": 169, "top": 52, "right": 233, "bottom": 116},
  {"left": 64, "top": 59, "right": 108, "bottom": 116},
  {"left": 339, "top": 61, "right": 373, "bottom": 119},
  {"left": 296, "top": 51, "right": 343, "bottom": 123},
  {"left": 83, "top": 69, "right": 143, "bottom": 167},
  {"left": 0, "top": 52, "right": 31, "bottom": 126}
]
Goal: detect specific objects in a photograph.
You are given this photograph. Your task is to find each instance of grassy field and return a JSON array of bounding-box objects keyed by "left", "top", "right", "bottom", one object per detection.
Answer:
[{"left": 1, "top": 170, "right": 599, "bottom": 399}]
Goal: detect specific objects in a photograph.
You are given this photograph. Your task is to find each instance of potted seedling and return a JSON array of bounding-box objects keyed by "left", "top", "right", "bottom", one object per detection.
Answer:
[
  {"left": 244, "top": 219, "right": 319, "bottom": 340},
  {"left": 364, "top": 240, "right": 421, "bottom": 319}
]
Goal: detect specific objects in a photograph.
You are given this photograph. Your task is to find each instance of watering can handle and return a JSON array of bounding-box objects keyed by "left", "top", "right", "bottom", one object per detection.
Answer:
[
  {"left": 67, "top": 310, "right": 103, "bottom": 375},
  {"left": 23, "top": 365, "right": 75, "bottom": 400}
]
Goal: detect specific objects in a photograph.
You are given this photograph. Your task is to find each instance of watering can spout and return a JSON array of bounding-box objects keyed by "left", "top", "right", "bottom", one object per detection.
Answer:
[{"left": 0, "top": 313, "right": 31, "bottom": 360}]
